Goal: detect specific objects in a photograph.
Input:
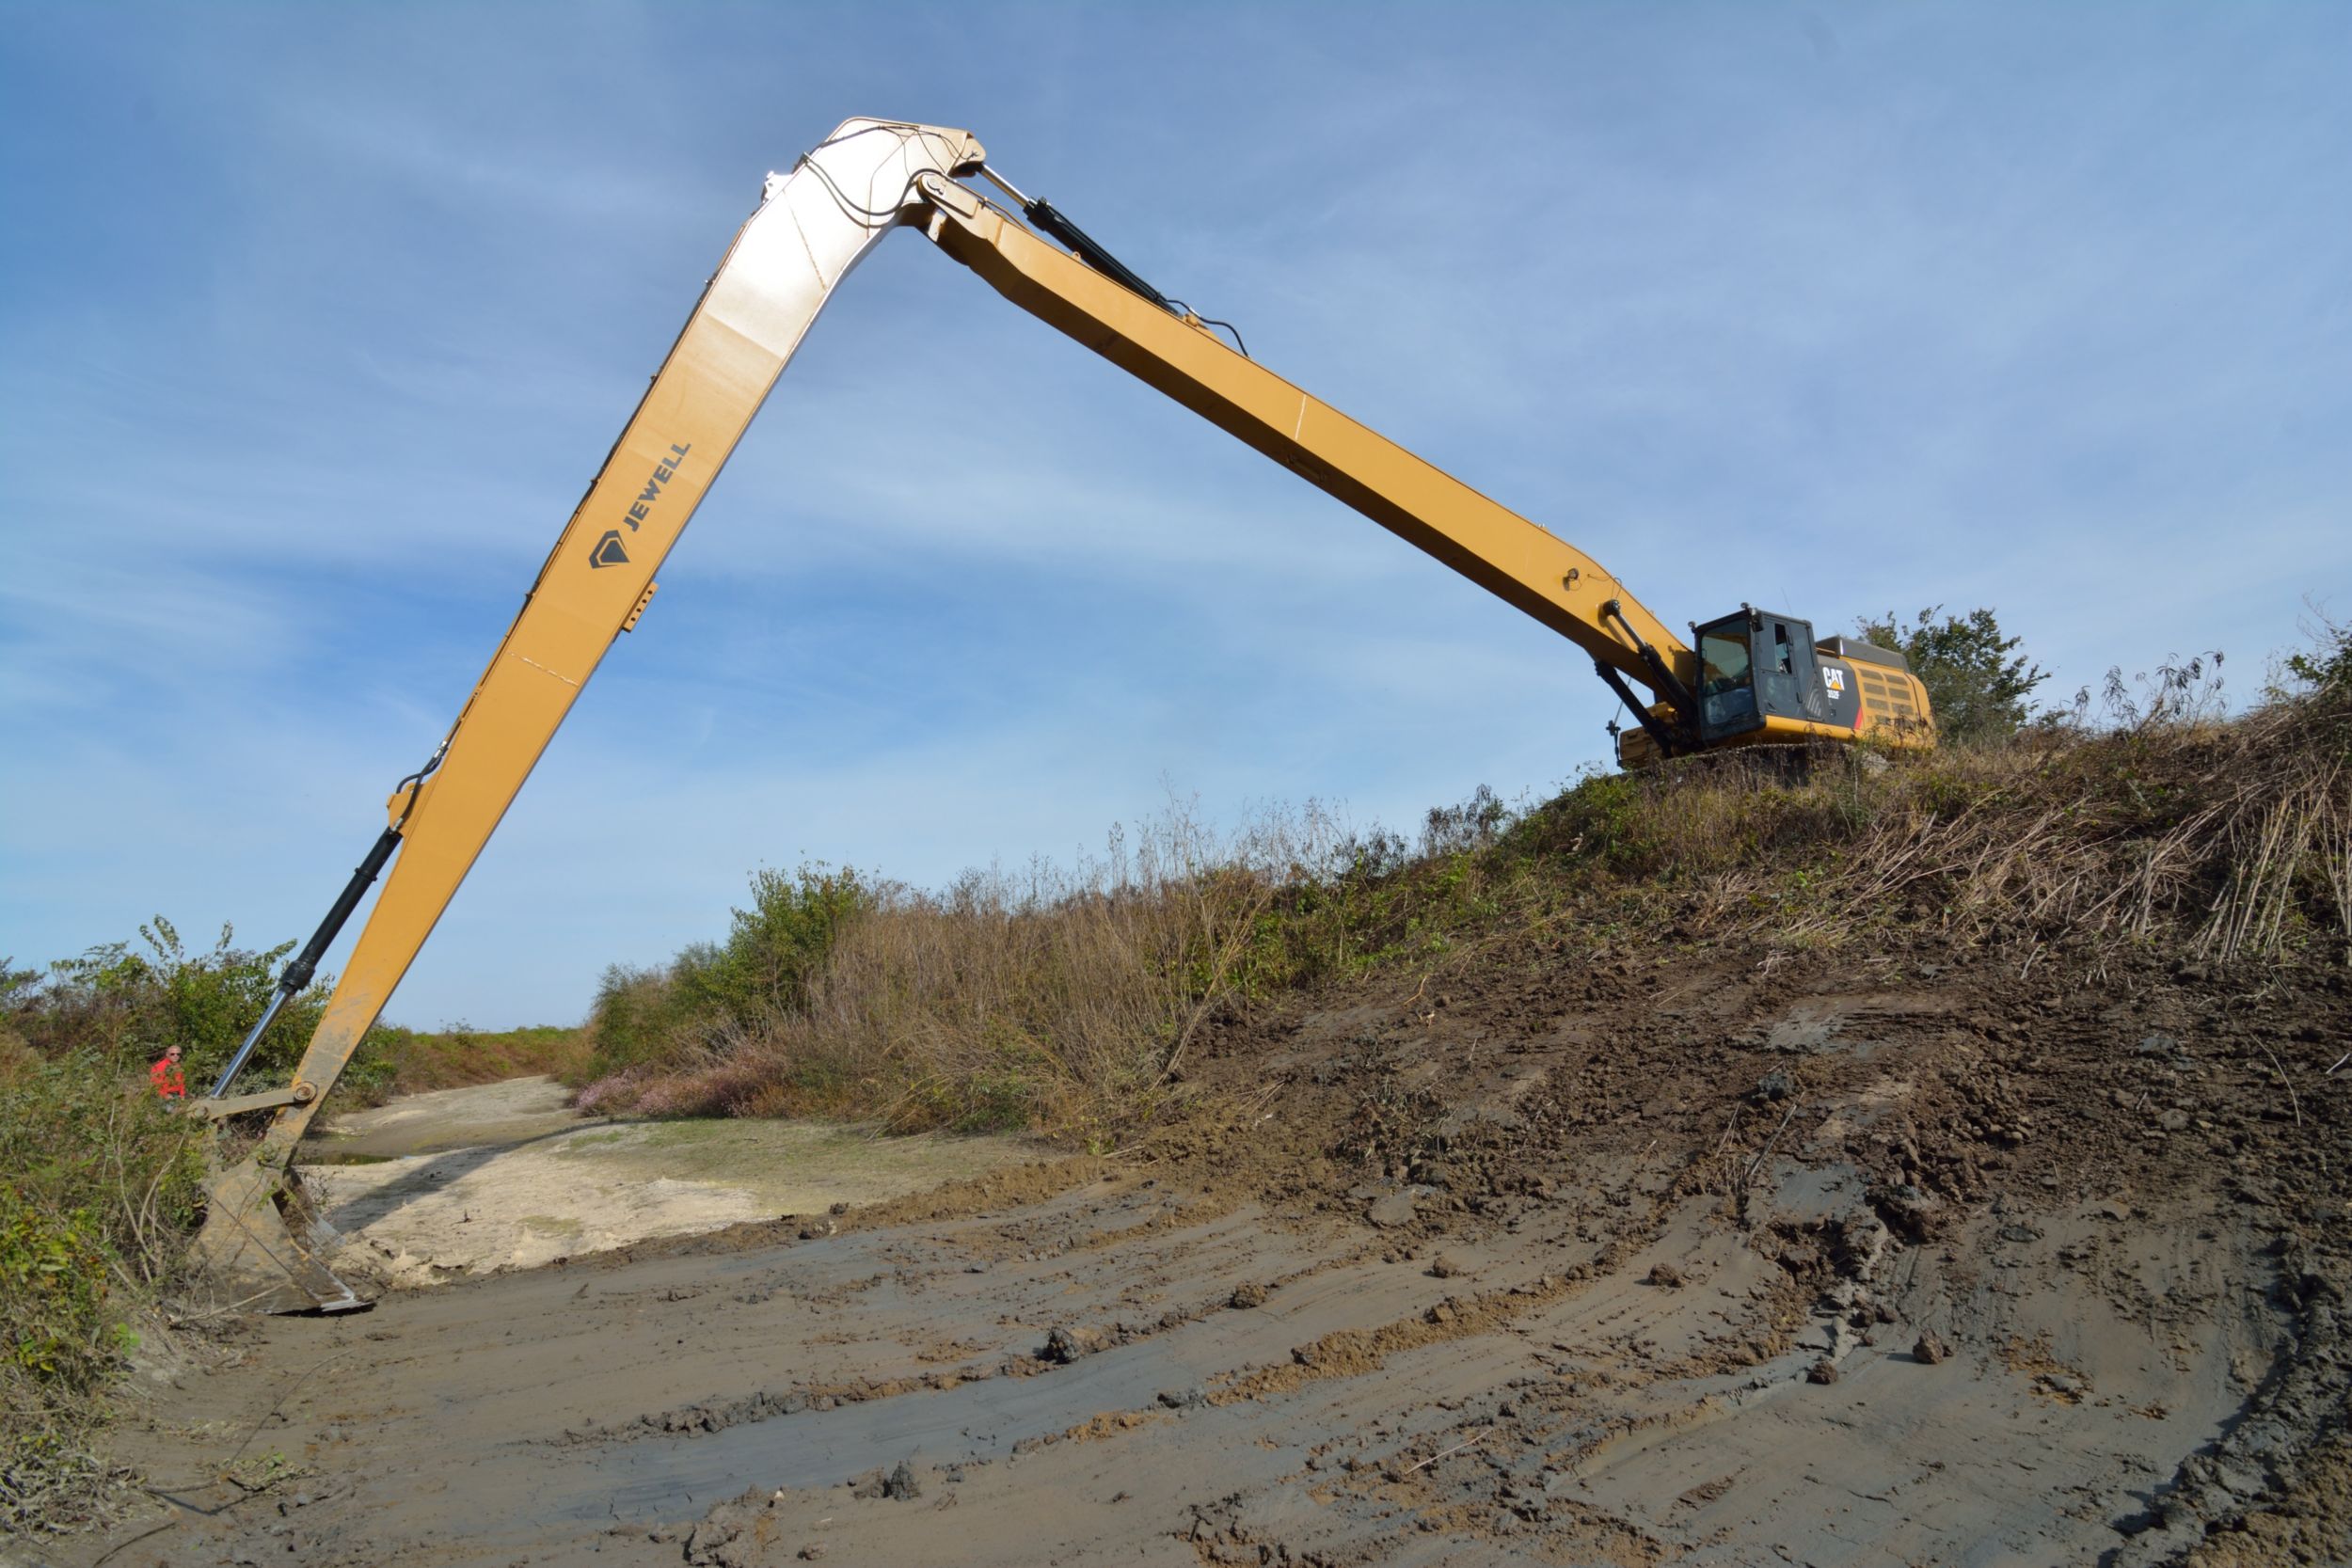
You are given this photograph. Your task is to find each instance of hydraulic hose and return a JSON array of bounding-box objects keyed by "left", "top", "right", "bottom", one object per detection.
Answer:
[{"left": 209, "top": 825, "right": 403, "bottom": 1100}]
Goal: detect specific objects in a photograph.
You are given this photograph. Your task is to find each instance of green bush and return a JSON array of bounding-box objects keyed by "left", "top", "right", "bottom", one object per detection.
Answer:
[
  {"left": 704, "top": 863, "right": 871, "bottom": 1023},
  {"left": 0, "top": 1044, "right": 207, "bottom": 1531},
  {"left": 578, "top": 963, "right": 681, "bottom": 1079},
  {"left": 0, "top": 918, "right": 408, "bottom": 1531},
  {"left": 0, "top": 1193, "right": 112, "bottom": 1395},
  {"left": 2284, "top": 610, "right": 2352, "bottom": 695},
  {"left": 580, "top": 864, "right": 872, "bottom": 1085},
  {"left": 2, "top": 918, "right": 403, "bottom": 1111},
  {"left": 11, "top": 918, "right": 314, "bottom": 1090}
]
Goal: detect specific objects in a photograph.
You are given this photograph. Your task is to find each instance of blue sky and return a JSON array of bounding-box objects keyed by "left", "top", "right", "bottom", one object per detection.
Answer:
[{"left": 4, "top": 4, "right": 2346, "bottom": 1028}]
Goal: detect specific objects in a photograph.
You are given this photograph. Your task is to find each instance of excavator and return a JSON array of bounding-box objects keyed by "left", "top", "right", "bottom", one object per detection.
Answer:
[{"left": 189, "top": 119, "right": 1935, "bottom": 1312}]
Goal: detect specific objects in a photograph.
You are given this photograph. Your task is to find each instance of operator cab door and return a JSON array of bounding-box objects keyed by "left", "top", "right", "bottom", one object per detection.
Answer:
[
  {"left": 1755, "top": 612, "right": 1826, "bottom": 724},
  {"left": 1696, "top": 614, "right": 1761, "bottom": 743},
  {"left": 1695, "top": 610, "right": 1827, "bottom": 745}
]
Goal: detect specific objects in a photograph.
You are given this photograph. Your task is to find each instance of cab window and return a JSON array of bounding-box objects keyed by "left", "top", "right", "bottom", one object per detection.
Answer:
[
  {"left": 1701, "top": 628, "right": 1751, "bottom": 696},
  {"left": 1699, "top": 626, "right": 1757, "bottom": 733}
]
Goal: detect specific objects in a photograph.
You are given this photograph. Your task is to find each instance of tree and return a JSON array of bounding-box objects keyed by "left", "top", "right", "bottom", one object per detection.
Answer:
[
  {"left": 2283, "top": 609, "right": 2351, "bottom": 694},
  {"left": 1854, "top": 606, "right": 2048, "bottom": 745}
]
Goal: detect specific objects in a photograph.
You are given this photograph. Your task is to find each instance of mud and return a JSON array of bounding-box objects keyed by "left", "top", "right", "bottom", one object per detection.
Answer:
[{"left": 79, "top": 938, "right": 2351, "bottom": 1566}]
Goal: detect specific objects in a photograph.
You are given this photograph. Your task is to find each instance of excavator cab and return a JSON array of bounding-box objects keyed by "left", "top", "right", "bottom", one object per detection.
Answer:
[
  {"left": 1616, "top": 606, "right": 1858, "bottom": 768},
  {"left": 1693, "top": 609, "right": 1833, "bottom": 744}
]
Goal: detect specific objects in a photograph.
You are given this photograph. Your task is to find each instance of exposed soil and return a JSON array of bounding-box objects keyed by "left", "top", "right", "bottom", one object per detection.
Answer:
[
  {"left": 75, "top": 934, "right": 2351, "bottom": 1567},
  {"left": 297, "top": 1078, "right": 1038, "bottom": 1285},
  {"left": 307, "top": 1076, "right": 591, "bottom": 1162}
]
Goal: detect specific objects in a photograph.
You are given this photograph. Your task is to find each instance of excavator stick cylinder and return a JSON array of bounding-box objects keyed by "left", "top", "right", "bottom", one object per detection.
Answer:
[{"left": 206, "top": 825, "right": 404, "bottom": 1103}]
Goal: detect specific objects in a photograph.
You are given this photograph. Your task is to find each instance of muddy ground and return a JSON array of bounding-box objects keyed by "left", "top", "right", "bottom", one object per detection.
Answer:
[{"left": 70, "top": 935, "right": 2352, "bottom": 1567}]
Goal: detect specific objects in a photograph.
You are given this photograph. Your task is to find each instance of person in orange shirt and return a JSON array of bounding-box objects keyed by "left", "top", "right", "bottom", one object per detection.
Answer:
[{"left": 150, "top": 1043, "right": 187, "bottom": 1104}]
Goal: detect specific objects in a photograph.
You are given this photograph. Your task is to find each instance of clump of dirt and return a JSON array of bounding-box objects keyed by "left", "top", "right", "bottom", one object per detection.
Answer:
[
  {"left": 1153, "top": 899, "right": 2352, "bottom": 1560},
  {"left": 2183, "top": 1428, "right": 2352, "bottom": 1567},
  {"left": 846, "top": 1460, "right": 922, "bottom": 1500},
  {"left": 570, "top": 1369, "right": 982, "bottom": 1447},
  {"left": 1010, "top": 1409, "right": 1164, "bottom": 1456}
]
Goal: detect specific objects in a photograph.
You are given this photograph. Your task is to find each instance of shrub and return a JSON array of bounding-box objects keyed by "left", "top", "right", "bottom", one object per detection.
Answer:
[
  {"left": 0, "top": 1045, "right": 206, "bottom": 1533},
  {"left": 3, "top": 918, "right": 358, "bottom": 1100},
  {"left": 0, "top": 917, "right": 413, "bottom": 1531},
  {"left": 721, "top": 864, "right": 871, "bottom": 1021},
  {"left": 578, "top": 864, "right": 873, "bottom": 1084},
  {"left": 577, "top": 963, "right": 683, "bottom": 1080},
  {"left": 2284, "top": 607, "right": 2352, "bottom": 695}
]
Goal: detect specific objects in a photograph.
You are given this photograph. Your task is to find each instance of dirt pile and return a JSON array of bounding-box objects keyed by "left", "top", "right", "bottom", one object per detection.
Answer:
[{"left": 1162, "top": 927, "right": 2352, "bottom": 1564}]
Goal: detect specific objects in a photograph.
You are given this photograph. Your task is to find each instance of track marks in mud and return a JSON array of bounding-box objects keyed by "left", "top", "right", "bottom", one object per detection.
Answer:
[
  {"left": 96, "top": 939, "right": 2352, "bottom": 1568},
  {"left": 1212, "top": 1209, "right": 1673, "bottom": 1406},
  {"left": 567, "top": 1269, "right": 1274, "bottom": 1448},
  {"left": 2114, "top": 1242, "right": 2351, "bottom": 1564}
]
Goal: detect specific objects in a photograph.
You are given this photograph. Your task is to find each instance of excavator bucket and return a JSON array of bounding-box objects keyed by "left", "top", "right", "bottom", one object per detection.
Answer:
[{"left": 189, "top": 1145, "right": 369, "bottom": 1316}]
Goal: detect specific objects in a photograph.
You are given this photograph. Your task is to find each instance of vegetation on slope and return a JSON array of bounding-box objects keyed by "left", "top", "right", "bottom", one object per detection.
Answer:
[
  {"left": 360, "top": 1022, "right": 590, "bottom": 1096},
  {"left": 575, "top": 626, "right": 2352, "bottom": 1148}
]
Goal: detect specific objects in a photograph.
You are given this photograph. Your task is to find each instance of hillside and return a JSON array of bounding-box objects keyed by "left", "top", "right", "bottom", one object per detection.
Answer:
[{"left": 38, "top": 669, "right": 2345, "bottom": 1566}]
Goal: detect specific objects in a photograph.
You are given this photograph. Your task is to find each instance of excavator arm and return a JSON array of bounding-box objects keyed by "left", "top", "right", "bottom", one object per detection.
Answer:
[
  {"left": 913, "top": 172, "right": 1695, "bottom": 700},
  {"left": 193, "top": 119, "right": 992, "bottom": 1310},
  {"left": 194, "top": 119, "right": 1901, "bottom": 1311}
]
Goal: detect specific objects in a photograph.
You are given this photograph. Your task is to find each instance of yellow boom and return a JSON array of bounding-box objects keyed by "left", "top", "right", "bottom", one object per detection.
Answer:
[{"left": 192, "top": 119, "right": 1930, "bottom": 1311}]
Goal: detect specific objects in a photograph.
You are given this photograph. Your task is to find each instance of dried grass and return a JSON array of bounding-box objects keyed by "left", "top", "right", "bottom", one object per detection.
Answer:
[
  {"left": 587, "top": 681, "right": 2352, "bottom": 1138},
  {"left": 1831, "top": 695, "right": 2349, "bottom": 957},
  {"left": 1561, "top": 672, "right": 2349, "bottom": 970},
  {"left": 584, "top": 800, "right": 1347, "bottom": 1141}
]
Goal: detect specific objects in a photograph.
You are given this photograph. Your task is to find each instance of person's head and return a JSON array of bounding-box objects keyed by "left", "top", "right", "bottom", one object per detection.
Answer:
[{"left": 165, "top": 1045, "right": 183, "bottom": 1064}]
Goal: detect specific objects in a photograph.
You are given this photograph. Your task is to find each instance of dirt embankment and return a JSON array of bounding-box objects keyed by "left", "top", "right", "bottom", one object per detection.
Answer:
[{"left": 75, "top": 926, "right": 2349, "bottom": 1568}]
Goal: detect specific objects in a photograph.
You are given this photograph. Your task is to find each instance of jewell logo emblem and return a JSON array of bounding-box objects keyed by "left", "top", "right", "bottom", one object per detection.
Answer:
[{"left": 587, "top": 441, "right": 693, "bottom": 567}]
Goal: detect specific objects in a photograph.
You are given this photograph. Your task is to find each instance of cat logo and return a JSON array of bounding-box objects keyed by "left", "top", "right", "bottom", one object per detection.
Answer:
[
  {"left": 1822, "top": 667, "right": 1847, "bottom": 697},
  {"left": 589, "top": 530, "right": 630, "bottom": 569}
]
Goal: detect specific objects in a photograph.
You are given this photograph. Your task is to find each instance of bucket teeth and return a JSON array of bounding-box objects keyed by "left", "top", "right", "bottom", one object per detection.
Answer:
[{"left": 191, "top": 1156, "right": 371, "bottom": 1316}]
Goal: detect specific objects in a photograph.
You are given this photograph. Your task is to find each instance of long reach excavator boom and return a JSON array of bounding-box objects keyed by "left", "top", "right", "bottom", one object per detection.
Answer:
[{"left": 192, "top": 119, "right": 1933, "bottom": 1312}]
